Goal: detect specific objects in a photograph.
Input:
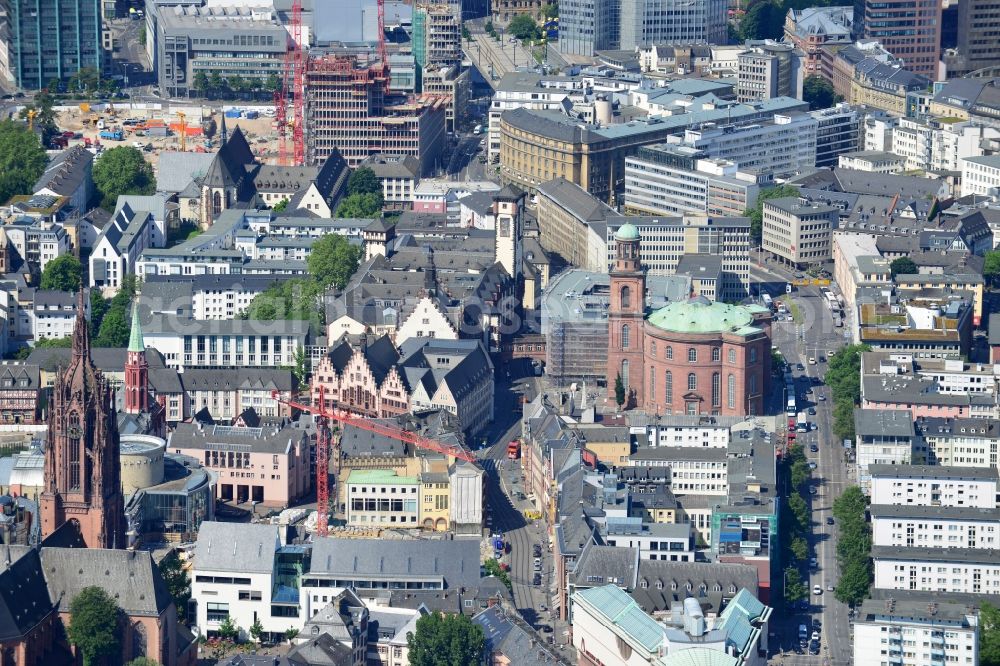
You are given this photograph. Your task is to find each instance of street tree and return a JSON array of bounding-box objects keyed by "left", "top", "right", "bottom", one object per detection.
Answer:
[
  {"left": 889, "top": 256, "right": 917, "bottom": 277},
  {"left": 249, "top": 617, "right": 264, "bottom": 643},
  {"left": 19, "top": 88, "right": 57, "bottom": 142},
  {"left": 93, "top": 146, "right": 155, "bottom": 211},
  {"left": 217, "top": 616, "right": 240, "bottom": 642},
  {"left": 803, "top": 76, "right": 838, "bottom": 110},
  {"left": 984, "top": 251, "right": 1000, "bottom": 287},
  {"left": 508, "top": 14, "right": 541, "bottom": 40},
  {"left": 0, "top": 120, "right": 48, "bottom": 203},
  {"left": 615, "top": 373, "right": 625, "bottom": 408},
  {"left": 739, "top": 0, "right": 783, "bottom": 40},
  {"left": 158, "top": 551, "right": 191, "bottom": 623},
  {"left": 834, "top": 558, "right": 872, "bottom": 606},
  {"left": 192, "top": 72, "right": 209, "bottom": 97},
  {"left": 347, "top": 167, "right": 381, "bottom": 196},
  {"left": 40, "top": 255, "right": 83, "bottom": 291},
  {"left": 307, "top": 234, "right": 362, "bottom": 290},
  {"left": 336, "top": 192, "right": 383, "bottom": 218},
  {"left": 407, "top": 611, "right": 486, "bottom": 666},
  {"left": 980, "top": 602, "right": 1000, "bottom": 666},
  {"left": 784, "top": 566, "right": 807, "bottom": 603},
  {"left": 67, "top": 587, "right": 121, "bottom": 666}
]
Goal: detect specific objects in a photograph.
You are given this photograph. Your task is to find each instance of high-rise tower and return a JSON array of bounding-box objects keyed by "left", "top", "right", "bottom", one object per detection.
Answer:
[{"left": 40, "top": 290, "right": 125, "bottom": 549}]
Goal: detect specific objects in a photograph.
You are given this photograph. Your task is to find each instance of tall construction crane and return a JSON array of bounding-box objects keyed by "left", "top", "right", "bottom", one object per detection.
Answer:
[
  {"left": 275, "top": 0, "right": 305, "bottom": 166},
  {"left": 176, "top": 111, "right": 187, "bottom": 152},
  {"left": 271, "top": 387, "right": 475, "bottom": 536}
]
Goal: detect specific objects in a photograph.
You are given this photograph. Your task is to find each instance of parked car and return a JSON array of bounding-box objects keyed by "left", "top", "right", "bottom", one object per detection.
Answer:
[
  {"left": 808, "top": 407, "right": 816, "bottom": 415},
  {"left": 826, "top": 517, "right": 835, "bottom": 525},
  {"left": 808, "top": 461, "right": 817, "bottom": 470},
  {"left": 533, "top": 573, "right": 542, "bottom": 585},
  {"left": 818, "top": 394, "right": 826, "bottom": 401},
  {"left": 809, "top": 444, "right": 819, "bottom": 453},
  {"left": 813, "top": 585, "right": 822, "bottom": 595},
  {"left": 811, "top": 631, "right": 820, "bottom": 642},
  {"left": 809, "top": 487, "right": 818, "bottom": 495},
  {"left": 809, "top": 557, "right": 818, "bottom": 568}
]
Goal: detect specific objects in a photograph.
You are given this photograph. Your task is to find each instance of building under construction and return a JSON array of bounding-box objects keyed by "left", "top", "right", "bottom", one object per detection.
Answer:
[{"left": 306, "top": 54, "right": 448, "bottom": 174}]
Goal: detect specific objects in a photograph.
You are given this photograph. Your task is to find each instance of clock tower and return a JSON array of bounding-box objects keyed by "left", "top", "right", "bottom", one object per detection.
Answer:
[{"left": 40, "top": 289, "right": 125, "bottom": 549}]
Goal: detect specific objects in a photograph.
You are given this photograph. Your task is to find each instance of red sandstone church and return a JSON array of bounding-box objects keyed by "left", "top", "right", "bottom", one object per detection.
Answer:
[
  {"left": 0, "top": 292, "right": 195, "bottom": 666},
  {"left": 607, "top": 223, "right": 773, "bottom": 416}
]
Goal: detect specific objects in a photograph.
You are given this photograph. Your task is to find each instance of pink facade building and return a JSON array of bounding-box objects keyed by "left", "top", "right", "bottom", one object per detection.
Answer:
[{"left": 168, "top": 421, "right": 311, "bottom": 507}]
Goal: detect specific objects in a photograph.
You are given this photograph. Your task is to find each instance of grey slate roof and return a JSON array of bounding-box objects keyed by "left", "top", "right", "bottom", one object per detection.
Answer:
[
  {"left": 0, "top": 548, "right": 52, "bottom": 641},
  {"left": 156, "top": 151, "right": 216, "bottom": 194},
  {"left": 27, "top": 346, "right": 167, "bottom": 372},
  {"left": 473, "top": 606, "right": 567, "bottom": 666},
  {"left": 360, "top": 153, "right": 421, "bottom": 180},
  {"left": 195, "top": 522, "right": 279, "bottom": 574},
  {"left": 169, "top": 421, "right": 307, "bottom": 455},
  {"left": 536, "top": 178, "right": 615, "bottom": 222},
  {"left": 870, "top": 504, "right": 1000, "bottom": 521},
  {"left": 868, "top": 464, "right": 998, "bottom": 480},
  {"left": 871, "top": 545, "right": 998, "bottom": 564},
  {"left": 309, "top": 537, "right": 482, "bottom": 589},
  {"left": 39, "top": 547, "right": 173, "bottom": 616},
  {"left": 853, "top": 409, "right": 916, "bottom": 437},
  {"left": 33, "top": 145, "right": 93, "bottom": 197}
]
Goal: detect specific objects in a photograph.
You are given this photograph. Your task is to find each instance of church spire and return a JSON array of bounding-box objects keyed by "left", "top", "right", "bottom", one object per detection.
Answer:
[
  {"left": 71, "top": 287, "right": 90, "bottom": 360},
  {"left": 128, "top": 301, "right": 145, "bottom": 353},
  {"left": 220, "top": 113, "right": 228, "bottom": 145}
]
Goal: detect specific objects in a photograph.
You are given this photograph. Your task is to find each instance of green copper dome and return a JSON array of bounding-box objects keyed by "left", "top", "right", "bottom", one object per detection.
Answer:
[
  {"left": 615, "top": 223, "right": 640, "bottom": 241},
  {"left": 646, "top": 296, "right": 756, "bottom": 334}
]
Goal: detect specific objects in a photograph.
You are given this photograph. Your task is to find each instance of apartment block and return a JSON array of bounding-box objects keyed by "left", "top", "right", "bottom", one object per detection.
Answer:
[
  {"left": 838, "top": 150, "right": 905, "bottom": 173},
  {"left": 960, "top": 155, "right": 1000, "bottom": 198},
  {"left": 736, "top": 41, "right": 804, "bottom": 103},
  {"left": 871, "top": 504, "right": 1000, "bottom": 550},
  {"left": 921, "top": 417, "right": 1000, "bottom": 467},
  {"left": 761, "top": 197, "right": 838, "bottom": 268},
  {"left": 623, "top": 144, "right": 760, "bottom": 218},
  {"left": 853, "top": 594, "right": 978, "bottom": 666},
  {"left": 892, "top": 118, "right": 1000, "bottom": 172},
  {"left": 346, "top": 470, "right": 420, "bottom": 528},
  {"left": 156, "top": 5, "right": 287, "bottom": 99},
  {"left": 605, "top": 215, "right": 752, "bottom": 300},
  {"left": 869, "top": 465, "right": 998, "bottom": 508},
  {"left": 5, "top": 0, "right": 101, "bottom": 89},
  {"left": 854, "top": 409, "right": 917, "bottom": 493},
  {"left": 811, "top": 103, "right": 860, "bottom": 168},
  {"left": 853, "top": 0, "right": 942, "bottom": 80},
  {"left": 306, "top": 55, "right": 447, "bottom": 174},
  {"left": 618, "top": 0, "right": 727, "bottom": 50},
  {"left": 487, "top": 72, "right": 587, "bottom": 161},
  {"left": 677, "top": 113, "right": 817, "bottom": 180},
  {"left": 873, "top": 546, "right": 1000, "bottom": 595}
]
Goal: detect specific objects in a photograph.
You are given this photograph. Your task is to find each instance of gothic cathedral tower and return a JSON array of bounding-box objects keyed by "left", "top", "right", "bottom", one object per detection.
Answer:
[
  {"left": 125, "top": 301, "right": 149, "bottom": 415},
  {"left": 607, "top": 223, "right": 646, "bottom": 409},
  {"left": 40, "top": 290, "right": 125, "bottom": 549}
]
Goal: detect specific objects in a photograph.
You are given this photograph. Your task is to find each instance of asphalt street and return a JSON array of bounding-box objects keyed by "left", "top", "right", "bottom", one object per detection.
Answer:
[
  {"left": 754, "top": 261, "right": 853, "bottom": 666},
  {"left": 464, "top": 19, "right": 528, "bottom": 81}
]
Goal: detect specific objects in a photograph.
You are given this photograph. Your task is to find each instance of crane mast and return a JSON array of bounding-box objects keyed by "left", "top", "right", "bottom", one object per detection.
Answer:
[{"left": 271, "top": 388, "right": 475, "bottom": 537}]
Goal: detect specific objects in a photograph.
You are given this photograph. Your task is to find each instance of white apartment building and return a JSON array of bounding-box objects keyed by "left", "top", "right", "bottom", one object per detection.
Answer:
[
  {"left": 192, "top": 522, "right": 289, "bottom": 642},
  {"left": 960, "top": 155, "right": 1000, "bottom": 197},
  {"left": 873, "top": 546, "right": 1000, "bottom": 594},
  {"left": 869, "top": 465, "right": 999, "bottom": 508},
  {"left": 674, "top": 113, "right": 817, "bottom": 179},
  {"left": 142, "top": 316, "right": 310, "bottom": 370},
  {"left": 870, "top": 504, "right": 1000, "bottom": 550},
  {"left": 623, "top": 146, "right": 760, "bottom": 218},
  {"left": 761, "top": 197, "right": 838, "bottom": 268},
  {"left": 912, "top": 359, "right": 1000, "bottom": 396},
  {"left": 346, "top": 470, "right": 421, "bottom": 528},
  {"left": 604, "top": 215, "right": 751, "bottom": 300},
  {"left": 628, "top": 446, "right": 729, "bottom": 496},
  {"left": 864, "top": 112, "right": 898, "bottom": 152},
  {"left": 191, "top": 278, "right": 274, "bottom": 320},
  {"left": 853, "top": 596, "right": 978, "bottom": 666},
  {"left": 892, "top": 118, "right": 1000, "bottom": 172},
  {"left": 640, "top": 419, "right": 731, "bottom": 448},
  {"left": 921, "top": 417, "right": 1000, "bottom": 468},
  {"left": 602, "top": 519, "right": 695, "bottom": 562},
  {"left": 487, "top": 72, "right": 587, "bottom": 160},
  {"left": 838, "top": 150, "right": 906, "bottom": 173}
]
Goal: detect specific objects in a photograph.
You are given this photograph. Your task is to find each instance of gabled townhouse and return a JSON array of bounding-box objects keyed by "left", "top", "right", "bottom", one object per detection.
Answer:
[
  {"left": 90, "top": 201, "right": 158, "bottom": 294},
  {"left": 32, "top": 144, "right": 94, "bottom": 214}
]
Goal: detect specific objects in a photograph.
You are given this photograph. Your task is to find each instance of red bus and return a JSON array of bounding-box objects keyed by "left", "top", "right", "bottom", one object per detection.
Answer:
[{"left": 507, "top": 440, "right": 521, "bottom": 460}]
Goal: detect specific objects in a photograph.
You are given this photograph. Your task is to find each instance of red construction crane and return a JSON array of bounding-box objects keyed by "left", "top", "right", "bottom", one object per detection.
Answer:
[
  {"left": 271, "top": 387, "right": 475, "bottom": 536},
  {"left": 377, "top": 0, "right": 387, "bottom": 68},
  {"left": 275, "top": 0, "right": 305, "bottom": 166}
]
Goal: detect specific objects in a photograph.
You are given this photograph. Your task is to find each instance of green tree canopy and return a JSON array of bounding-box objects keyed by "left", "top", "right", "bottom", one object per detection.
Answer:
[
  {"left": 483, "top": 558, "right": 512, "bottom": 591},
  {"left": 19, "top": 88, "right": 57, "bottom": 143},
  {"left": 832, "top": 485, "right": 872, "bottom": 606},
  {"left": 784, "top": 566, "right": 807, "bottom": 602},
  {"left": 407, "top": 611, "right": 486, "bottom": 666},
  {"left": 93, "top": 275, "right": 138, "bottom": 347},
  {"left": 0, "top": 120, "right": 49, "bottom": 204},
  {"left": 739, "top": 1, "right": 784, "bottom": 40},
  {"left": 745, "top": 185, "right": 800, "bottom": 246},
  {"left": 273, "top": 198, "right": 290, "bottom": 212},
  {"left": 348, "top": 167, "right": 381, "bottom": 196},
  {"left": 192, "top": 71, "right": 209, "bottom": 95},
  {"left": 983, "top": 251, "right": 1000, "bottom": 287},
  {"left": 889, "top": 256, "right": 918, "bottom": 278},
  {"left": 93, "top": 146, "right": 155, "bottom": 211},
  {"left": 40, "top": 255, "right": 83, "bottom": 291},
  {"left": 981, "top": 602, "right": 1000, "bottom": 666},
  {"left": 615, "top": 372, "right": 625, "bottom": 407},
  {"left": 159, "top": 550, "right": 191, "bottom": 623},
  {"left": 336, "top": 192, "right": 383, "bottom": 218},
  {"left": 307, "top": 234, "right": 362, "bottom": 291},
  {"left": 243, "top": 278, "right": 324, "bottom": 326},
  {"left": 803, "top": 76, "right": 838, "bottom": 110},
  {"left": 542, "top": 2, "right": 559, "bottom": 18},
  {"left": 508, "top": 14, "right": 541, "bottom": 40},
  {"left": 67, "top": 587, "right": 121, "bottom": 666}
]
